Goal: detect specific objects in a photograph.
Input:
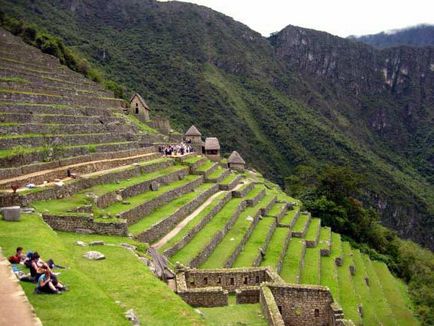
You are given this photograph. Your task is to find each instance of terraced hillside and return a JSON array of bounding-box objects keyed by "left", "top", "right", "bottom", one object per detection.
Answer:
[{"left": 0, "top": 28, "right": 419, "bottom": 326}]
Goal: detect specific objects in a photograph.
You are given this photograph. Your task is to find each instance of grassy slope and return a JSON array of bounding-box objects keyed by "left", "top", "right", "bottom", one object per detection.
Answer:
[{"left": 0, "top": 214, "right": 203, "bottom": 326}]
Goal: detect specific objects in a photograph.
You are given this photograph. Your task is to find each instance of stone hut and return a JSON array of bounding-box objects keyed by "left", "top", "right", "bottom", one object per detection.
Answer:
[
  {"left": 184, "top": 125, "right": 202, "bottom": 144},
  {"left": 129, "top": 93, "right": 150, "bottom": 121},
  {"left": 204, "top": 137, "right": 220, "bottom": 161},
  {"left": 227, "top": 151, "right": 246, "bottom": 171}
]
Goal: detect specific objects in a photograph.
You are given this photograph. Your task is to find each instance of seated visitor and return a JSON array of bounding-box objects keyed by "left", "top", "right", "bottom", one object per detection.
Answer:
[
  {"left": 8, "top": 246, "right": 25, "bottom": 264},
  {"left": 36, "top": 266, "right": 66, "bottom": 294}
]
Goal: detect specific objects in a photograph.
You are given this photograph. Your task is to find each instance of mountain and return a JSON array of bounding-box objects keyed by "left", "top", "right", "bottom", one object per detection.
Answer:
[
  {"left": 0, "top": 0, "right": 432, "bottom": 250},
  {"left": 349, "top": 24, "right": 434, "bottom": 48}
]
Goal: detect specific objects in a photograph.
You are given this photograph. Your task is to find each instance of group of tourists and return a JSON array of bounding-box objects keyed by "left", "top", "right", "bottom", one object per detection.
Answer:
[
  {"left": 159, "top": 142, "right": 194, "bottom": 156},
  {"left": 9, "top": 247, "right": 67, "bottom": 295}
]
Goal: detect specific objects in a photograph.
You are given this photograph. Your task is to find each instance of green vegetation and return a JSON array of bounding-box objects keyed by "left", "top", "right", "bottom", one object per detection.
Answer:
[
  {"left": 220, "top": 173, "right": 238, "bottom": 186},
  {"left": 0, "top": 76, "right": 28, "bottom": 83},
  {"left": 233, "top": 218, "right": 275, "bottom": 267},
  {"left": 292, "top": 213, "right": 309, "bottom": 234},
  {"left": 305, "top": 218, "right": 321, "bottom": 242},
  {"left": 280, "top": 238, "right": 305, "bottom": 283},
  {"left": 260, "top": 228, "right": 290, "bottom": 270},
  {"left": 115, "top": 112, "right": 158, "bottom": 134},
  {"left": 0, "top": 214, "right": 204, "bottom": 326},
  {"left": 278, "top": 206, "right": 299, "bottom": 225},
  {"left": 300, "top": 248, "right": 320, "bottom": 285}
]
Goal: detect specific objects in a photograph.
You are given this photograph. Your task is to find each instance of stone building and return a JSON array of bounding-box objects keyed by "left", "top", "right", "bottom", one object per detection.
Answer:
[
  {"left": 227, "top": 151, "right": 246, "bottom": 171},
  {"left": 129, "top": 93, "right": 150, "bottom": 121},
  {"left": 204, "top": 137, "right": 221, "bottom": 161},
  {"left": 184, "top": 125, "right": 202, "bottom": 143}
]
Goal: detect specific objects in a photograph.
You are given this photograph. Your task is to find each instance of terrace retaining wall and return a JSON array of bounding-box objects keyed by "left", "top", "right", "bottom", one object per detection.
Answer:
[{"left": 253, "top": 221, "right": 277, "bottom": 266}]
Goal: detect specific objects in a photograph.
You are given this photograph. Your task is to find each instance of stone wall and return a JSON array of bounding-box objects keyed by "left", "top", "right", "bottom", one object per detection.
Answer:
[
  {"left": 260, "top": 286, "right": 285, "bottom": 326},
  {"left": 135, "top": 184, "right": 219, "bottom": 243},
  {"left": 206, "top": 168, "right": 230, "bottom": 183},
  {"left": 120, "top": 176, "right": 204, "bottom": 225},
  {"left": 96, "top": 167, "right": 189, "bottom": 208},
  {"left": 193, "top": 162, "right": 218, "bottom": 177},
  {"left": 260, "top": 195, "right": 277, "bottom": 216},
  {"left": 292, "top": 213, "right": 311, "bottom": 238},
  {"left": 246, "top": 188, "right": 266, "bottom": 207},
  {"left": 42, "top": 214, "right": 128, "bottom": 236},
  {"left": 177, "top": 287, "right": 228, "bottom": 307},
  {"left": 236, "top": 286, "right": 261, "bottom": 304},
  {"left": 267, "top": 283, "right": 337, "bottom": 326},
  {"left": 306, "top": 222, "right": 321, "bottom": 248},
  {"left": 164, "top": 191, "right": 233, "bottom": 257}
]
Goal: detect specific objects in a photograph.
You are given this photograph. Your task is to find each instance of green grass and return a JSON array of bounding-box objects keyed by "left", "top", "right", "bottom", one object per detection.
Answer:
[
  {"left": 220, "top": 173, "right": 238, "bottom": 185},
  {"left": 97, "top": 175, "right": 200, "bottom": 217},
  {"left": 158, "top": 192, "right": 228, "bottom": 253},
  {"left": 373, "top": 261, "right": 419, "bottom": 325},
  {"left": 195, "top": 160, "right": 214, "bottom": 172},
  {"left": 244, "top": 185, "right": 265, "bottom": 200},
  {"left": 305, "top": 218, "right": 321, "bottom": 242},
  {"left": 0, "top": 214, "right": 204, "bottom": 326},
  {"left": 128, "top": 183, "right": 214, "bottom": 236},
  {"left": 232, "top": 218, "right": 275, "bottom": 267},
  {"left": 0, "top": 76, "right": 29, "bottom": 83},
  {"left": 278, "top": 206, "right": 300, "bottom": 225},
  {"left": 170, "top": 197, "right": 245, "bottom": 265},
  {"left": 183, "top": 155, "right": 203, "bottom": 165},
  {"left": 351, "top": 249, "right": 381, "bottom": 325},
  {"left": 207, "top": 166, "right": 225, "bottom": 179},
  {"left": 200, "top": 198, "right": 264, "bottom": 268},
  {"left": 266, "top": 202, "right": 286, "bottom": 217},
  {"left": 200, "top": 297, "right": 266, "bottom": 326},
  {"left": 336, "top": 242, "right": 361, "bottom": 324},
  {"left": 320, "top": 255, "right": 341, "bottom": 304},
  {"left": 280, "top": 238, "right": 305, "bottom": 283},
  {"left": 292, "top": 213, "right": 310, "bottom": 234},
  {"left": 260, "top": 227, "right": 290, "bottom": 270},
  {"left": 300, "top": 248, "right": 321, "bottom": 285}
]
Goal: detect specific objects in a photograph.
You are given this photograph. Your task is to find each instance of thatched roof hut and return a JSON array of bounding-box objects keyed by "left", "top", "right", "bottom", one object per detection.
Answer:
[
  {"left": 228, "top": 151, "right": 245, "bottom": 165},
  {"left": 185, "top": 125, "right": 201, "bottom": 136},
  {"left": 204, "top": 137, "right": 220, "bottom": 150}
]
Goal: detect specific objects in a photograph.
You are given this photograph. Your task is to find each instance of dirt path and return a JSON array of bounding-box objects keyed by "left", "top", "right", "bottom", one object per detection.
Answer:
[
  {"left": 153, "top": 182, "right": 246, "bottom": 249},
  {"left": 0, "top": 249, "right": 42, "bottom": 326}
]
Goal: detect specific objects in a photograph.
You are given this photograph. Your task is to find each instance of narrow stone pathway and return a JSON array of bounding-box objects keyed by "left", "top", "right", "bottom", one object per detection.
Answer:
[
  {"left": 153, "top": 182, "right": 247, "bottom": 249},
  {"left": 0, "top": 249, "right": 42, "bottom": 326}
]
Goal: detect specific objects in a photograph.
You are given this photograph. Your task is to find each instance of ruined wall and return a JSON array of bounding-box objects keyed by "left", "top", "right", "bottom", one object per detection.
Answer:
[
  {"left": 260, "top": 286, "right": 285, "bottom": 326},
  {"left": 42, "top": 214, "right": 128, "bottom": 236},
  {"left": 236, "top": 286, "right": 261, "bottom": 304},
  {"left": 268, "top": 284, "right": 335, "bottom": 326}
]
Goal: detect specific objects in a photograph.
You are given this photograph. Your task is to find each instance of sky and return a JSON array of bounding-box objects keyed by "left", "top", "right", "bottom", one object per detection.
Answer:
[{"left": 159, "top": 0, "right": 434, "bottom": 37}]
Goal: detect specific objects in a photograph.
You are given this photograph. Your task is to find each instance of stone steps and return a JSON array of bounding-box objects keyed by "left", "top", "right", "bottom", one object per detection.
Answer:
[
  {"left": 0, "top": 132, "right": 139, "bottom": 149},
  {"left": 0, "top": 89, "right": 123, "bottom": 109},
  {"left": 0, "top": 150, "right": 160, "bottom": 189},
  {"left": 0, "top": 141, "right": 143, "bottom": 169}
]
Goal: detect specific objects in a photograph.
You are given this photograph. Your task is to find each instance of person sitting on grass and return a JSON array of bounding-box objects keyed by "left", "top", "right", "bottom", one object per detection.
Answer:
[
  {"left": 8, "top": 246, "right": 25, "bottom": 264},
  {"left": 36, "top": 266, "right": 66, "bottom": 294}
]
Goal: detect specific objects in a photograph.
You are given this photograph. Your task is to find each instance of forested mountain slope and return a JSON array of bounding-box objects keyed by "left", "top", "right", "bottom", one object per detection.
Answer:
[{"left": 0, "top": 0, "right": 432, "bottom": 249}]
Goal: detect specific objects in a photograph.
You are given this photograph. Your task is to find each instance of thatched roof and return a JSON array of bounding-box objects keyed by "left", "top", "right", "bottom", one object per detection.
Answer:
[
  {"left": 228, "top": 151, "right": 245, "bottom": 165},
  {"left": 204, "top": 137, "right": 220, "bottom": 150},
  {"left": 129, "top": 93, "right": 150, "bottom": 110},
  {"left": 185, "top": 125, "right": 201, "bottom": 136}
]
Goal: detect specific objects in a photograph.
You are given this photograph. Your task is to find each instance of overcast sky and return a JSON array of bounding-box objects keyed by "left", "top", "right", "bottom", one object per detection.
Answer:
[{"left": 159, "top": 0, "right": 434, "bottom": 37}]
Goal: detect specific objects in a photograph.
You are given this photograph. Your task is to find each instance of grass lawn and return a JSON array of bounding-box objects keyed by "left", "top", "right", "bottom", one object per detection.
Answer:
[
  {"left": 200, "top": 198, "right": 264, "bottom": 268},
  {"left": 280, "top": 238, "right": 305, "bottom": 283},
  {"left": 351, "top": 249, "right": 381, "bottom": 325},
  {"left": 195, "top": 161, "right": 214, "bottom": 173},
  {"left": 266, "top": 202, "right": 286, "bottom": 218},
  {"left": 233, "top": 218, "right": 275, "bottom": 267},
  {"left": 336, "top": 242, "right": 361, "bottom": 324},
  {"left": 292, "top": 213, "right": 310, "bottom": 234},
  {"left": 170, "top": 197, "right": 245, "bottom": 265},
  {"left": 98, "top": 175, "right": 201, "bottom": 216},
  {"left": 320, "top": 255, "right": 341, "bottom": 304},
  {"left": 362, "top": 255, "right": 398, "bottom": 326},
  {"left": 220, "top": 173, "right": 238, "bottom": 186},
  {"left": 129, "top": 183, "right": 214, "bottom": 236},
  {"left": 278, "top": 206, "right": 299, "bottom": 225},
  {"left": 300, "top": 248, "right": 320, "bottom": 285},
  {"left": 200, "top": 295, "right": 267, "bottom": 326},
  {"left": 260, "top": 227, "right": 290, "bottom": 270},
  {"left": 159, "top": 192, "right": 228, "bottom": 253},
  {"left": 372, "top": 261, "right": 419, "bottom": 325},
  {"left": 304, "top": 218, "right": 321, "bottom": 242},
  {"left": 0, "top": 214, "right": 204, "bottom": 326},
  {"left": 207, "top": 166, "right": 225, "bottom": 179},
  {"left": 318, "top": 227, "right": 331, "bottom": 251}
]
